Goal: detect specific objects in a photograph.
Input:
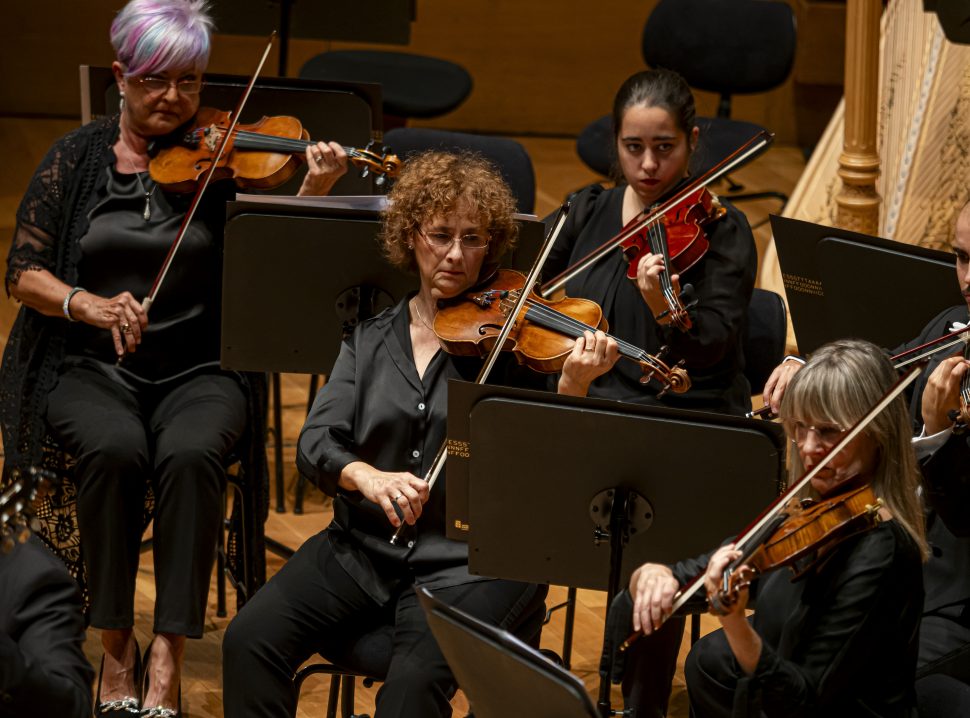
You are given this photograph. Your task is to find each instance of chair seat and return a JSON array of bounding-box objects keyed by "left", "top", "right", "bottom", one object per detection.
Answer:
[
  {"left": 299, "top": 50, "right": 472, "bottom": 119},
  {"left": 576, "top": 115, "right": 769, "bottom": 179},
  {"left": 325, "top": 624, "right": 394, "bottom": 679}
]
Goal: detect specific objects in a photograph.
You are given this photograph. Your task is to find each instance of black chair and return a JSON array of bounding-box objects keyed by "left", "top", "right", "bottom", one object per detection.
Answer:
[
  {"left": 299, "top": 50, "right": 473, "bottom": 129},
  {"left": 576, "top": 0, "right": 796, "bottom": 204},
  {"left": 294, "top": 625, "right": 393, "bottom": 718},
  {"left": 383, "top": 127, "right": 537, "bottom": 214},
  {"left": 742, "top": 288, "right": 788, "bottom": 396}
]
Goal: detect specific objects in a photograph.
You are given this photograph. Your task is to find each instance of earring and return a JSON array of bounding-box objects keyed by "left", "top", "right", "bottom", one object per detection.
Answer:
[
  {"left": 119, "top": 92, "right": 125, "bottom": 114},
  {"left": 407, "top": 242, "right": 414, "bottom": 249}
]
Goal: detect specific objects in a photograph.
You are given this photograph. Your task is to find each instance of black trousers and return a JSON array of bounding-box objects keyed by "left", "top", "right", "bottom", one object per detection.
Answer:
[
  {"left": 603, "top": 590, "right": 685, "bottom": 718},
  {"left": 46, "top": 365, "right": 246, "bottom": 636},
  {"left": 683, "top": 628, "right": 737, "bottom": 718},
  {"left": 222, "top": 530, "right": 546, "bottom": 718},
  {"left": 917, "top": 614, "right": 970, "bottom": 684}
]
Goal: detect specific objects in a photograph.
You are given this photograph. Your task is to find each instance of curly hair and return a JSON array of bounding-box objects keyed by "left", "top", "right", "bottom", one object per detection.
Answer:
[{"left": 380, "top": 150, "right": 519, "bottom": 273}]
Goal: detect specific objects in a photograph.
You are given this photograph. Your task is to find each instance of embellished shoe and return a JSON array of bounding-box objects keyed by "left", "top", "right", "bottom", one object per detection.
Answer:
[
  {"left": 94, "top": 639, "right": 142, "bottom": 716},
  {"left": 139, "top": 640, "right": 182, "bottom": 718}
]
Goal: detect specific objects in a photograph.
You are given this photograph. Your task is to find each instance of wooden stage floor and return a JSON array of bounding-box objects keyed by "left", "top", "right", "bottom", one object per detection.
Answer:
[{"left": 0, "top": 116, "right": 804, "bottom": 717}]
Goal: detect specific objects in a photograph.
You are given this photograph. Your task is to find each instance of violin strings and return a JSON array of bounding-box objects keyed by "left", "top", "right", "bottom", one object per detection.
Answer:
[
  {"left": 491, "top": 291, "right": 644, "bottom": 360},
  {"left": 224, "top": 129, "right": 363, "bottom": 161}
]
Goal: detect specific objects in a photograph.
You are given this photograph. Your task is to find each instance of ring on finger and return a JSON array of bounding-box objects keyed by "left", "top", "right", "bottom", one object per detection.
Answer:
[
  {"left": 313, "top": 153, "right": 323, "bottom": 164},
  {"left": 121, "top": 323, "right": 131, "bottom": 332},
  {"left": 393, "top": 493, "right": 404, "bottom": 502}
]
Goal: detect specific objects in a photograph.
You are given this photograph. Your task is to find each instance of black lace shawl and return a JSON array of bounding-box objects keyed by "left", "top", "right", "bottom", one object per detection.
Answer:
[{"left": 0, "top": 115, "right": 268, "bottom": 609}]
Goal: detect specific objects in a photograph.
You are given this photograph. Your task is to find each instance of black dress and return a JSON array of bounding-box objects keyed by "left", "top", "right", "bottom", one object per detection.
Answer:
[
  {"left": 683, "top": 520, "right": 923, "bottom": 717},
  {"left": 543, "top": 184, "right": 757, "bottom": 415},
  {"left": 222, "top": 298, "right": 547, "bottom": 718}
]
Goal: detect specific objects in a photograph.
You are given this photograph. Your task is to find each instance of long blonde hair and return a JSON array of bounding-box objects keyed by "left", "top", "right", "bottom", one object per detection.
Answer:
[{"left": 780, "top": 339, "right": 928, "bottom": 560}]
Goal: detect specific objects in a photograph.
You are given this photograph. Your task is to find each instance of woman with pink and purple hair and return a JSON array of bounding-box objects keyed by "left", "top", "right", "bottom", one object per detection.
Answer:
[{"left": 0, "top": 2, "right": 345, "bottom": 716}]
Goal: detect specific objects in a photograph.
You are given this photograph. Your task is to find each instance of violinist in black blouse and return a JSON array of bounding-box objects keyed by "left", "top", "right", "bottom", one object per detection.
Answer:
[
  {"left": 0, "top": 1, "right": 344, "bottom": 716},
  {"left": 543, "top": 68, "right": 757, "bottom": 415},
  {"left": 221, "top": 150, "right": 620, "bottom": 718},
  {"left": 626, "top": 339, "right": 927, "bottom": 717},
  {"left": 761, "top": 199, "right": 970, "bottom": 711}
]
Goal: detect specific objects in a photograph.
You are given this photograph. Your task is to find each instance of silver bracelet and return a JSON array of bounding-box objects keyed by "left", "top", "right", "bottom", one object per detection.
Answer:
[{"left": 62, "top": 286, "right": 85, "bottom": 321}]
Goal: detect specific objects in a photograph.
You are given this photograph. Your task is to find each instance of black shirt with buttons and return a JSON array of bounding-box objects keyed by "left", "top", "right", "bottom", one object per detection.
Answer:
[{"left": 297, "top": 296, "right": 543, "bottom": 605}]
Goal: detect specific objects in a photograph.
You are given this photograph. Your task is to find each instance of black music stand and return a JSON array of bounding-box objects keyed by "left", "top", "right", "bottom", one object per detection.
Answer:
[
  {"left": 221, "top": 196, "right": 546, "bottom": 513},
  {"left": 417, "top": 587, "right": 599, "bottom": 718},
  {"left": 771, "top": 215, "right": 960, "bottom": 353},
  {"left": 445, "top": 381, "right": 786, "bottom": 716}
]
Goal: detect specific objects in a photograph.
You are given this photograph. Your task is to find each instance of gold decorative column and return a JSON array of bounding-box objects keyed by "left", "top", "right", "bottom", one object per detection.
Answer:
[{"left": 836, "top": 0, "right": 882, "bottom": 233}]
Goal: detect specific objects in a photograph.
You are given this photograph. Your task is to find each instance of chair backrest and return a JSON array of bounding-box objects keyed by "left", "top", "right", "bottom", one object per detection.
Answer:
[
  {"left": 417, "top": 588, "right": 598, "bottom": 718},
  {"left": 743, "top": 288, "right": 788, "bottom": 395},
  {"left": 641, "top": 0, "right": 796, "bottom": 103},
  {"left": 383, "top": 127, "right": 537, "bottom": 214}
]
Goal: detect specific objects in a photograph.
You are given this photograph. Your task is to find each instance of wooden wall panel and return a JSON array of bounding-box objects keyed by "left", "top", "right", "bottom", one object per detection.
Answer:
[{"left": 1, "top": 0, "right": 820, "bottom": 143}]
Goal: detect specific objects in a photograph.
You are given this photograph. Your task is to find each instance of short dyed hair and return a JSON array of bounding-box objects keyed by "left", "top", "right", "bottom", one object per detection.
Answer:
[
  {"left": 111, "top": 0, "right": 213, "bottom": 77},
  {"left": 380, "top": 151, "right": 519, "bottom": 273}
]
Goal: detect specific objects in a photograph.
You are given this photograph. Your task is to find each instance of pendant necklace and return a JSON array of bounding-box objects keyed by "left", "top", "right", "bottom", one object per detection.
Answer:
[
  {"left": 124, "top": 151, "right": 156, "bottom": 221},
  {"left": 133, "top": 170, "right": 156, "bottom": 221}
]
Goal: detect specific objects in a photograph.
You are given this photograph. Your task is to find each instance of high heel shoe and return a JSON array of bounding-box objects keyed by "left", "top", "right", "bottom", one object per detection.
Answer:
[
  {"left": 94, "top": 638, "right": 142, "bottom": 716},
  {"left": 139, "top": 640, "right": 182, "bottom": 718}
]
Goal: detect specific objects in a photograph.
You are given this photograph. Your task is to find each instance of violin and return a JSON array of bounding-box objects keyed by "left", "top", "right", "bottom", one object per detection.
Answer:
[
  {"left": 709, "top": 483, "right": 883, "bottom": 614},
  {"left": 619, "top": 187, "right": 725, "bottom": 331},
  {"left": 540, "top": 131, "right": 773, "bottom": 331},
  {"left": 433, "top": 268, "right": 691, "bottom": 395},
  {"left": 148, "top": 107, "right": 401, "bottom": 192}
]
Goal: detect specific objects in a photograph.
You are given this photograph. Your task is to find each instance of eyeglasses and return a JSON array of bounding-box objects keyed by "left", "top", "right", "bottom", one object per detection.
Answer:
[
  {"left": 419, "top": 227, "right": 489, "bottom": 251},
  {"left": 133, "top": 75, "right": 204, "bottom": 96},
  {"left": 790, "top": 420, "right": 847, "bottom": 447}
]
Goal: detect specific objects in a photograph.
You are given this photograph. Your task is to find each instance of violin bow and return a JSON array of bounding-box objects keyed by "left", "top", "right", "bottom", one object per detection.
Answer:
[
  {"left": 749, "top": 320, "right": 970, "bottom": 419},
  {"left": 539, "top": 130, "right": 773, "bottom": 298},
  {"left": 620, "top": 359, "right": 925, "bottom": 650},
  {"left": 141, "top": 32, "right": 277, "bottom": 315},
  {"left": 389, "top": 204, "right": 572, "bottom": 545}
]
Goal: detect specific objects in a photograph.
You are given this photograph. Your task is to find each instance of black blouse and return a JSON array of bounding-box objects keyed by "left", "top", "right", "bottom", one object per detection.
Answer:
[
  {"left": 674, "top": 521, "right": 923, "bottom": 717},
  {"left": 297, "top": 297, "right": 541, "bottom": 605},
  {"left": 64, "top": 164, "right": 226, "bottom": 385},
  {"left": 543, "top": 184, "right": 757, "bottom": 415}
]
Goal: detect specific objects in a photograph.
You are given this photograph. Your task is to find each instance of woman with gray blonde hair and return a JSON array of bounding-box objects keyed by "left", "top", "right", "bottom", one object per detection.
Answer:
[{"left": 624, "top": 339, "right": 926, "bottom": 717}]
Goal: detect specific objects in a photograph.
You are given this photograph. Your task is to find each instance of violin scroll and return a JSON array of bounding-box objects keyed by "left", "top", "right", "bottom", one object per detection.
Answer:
[
  {"left": 350, "top": 141, "right": 402, "bottom": 187},
  {"left": 638, "top": 346, "right": 689, "bottom": 395}
]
